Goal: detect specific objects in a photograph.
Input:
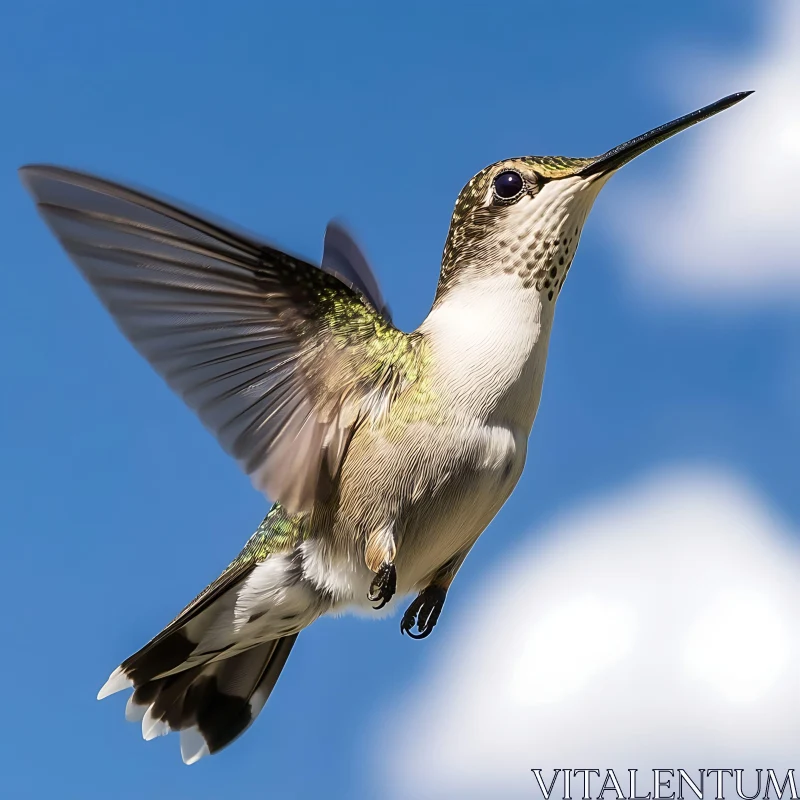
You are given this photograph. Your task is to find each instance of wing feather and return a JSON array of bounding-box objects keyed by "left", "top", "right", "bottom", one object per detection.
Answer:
[{"left": 21, "top": 165, "right": 418, "bottom": 512}]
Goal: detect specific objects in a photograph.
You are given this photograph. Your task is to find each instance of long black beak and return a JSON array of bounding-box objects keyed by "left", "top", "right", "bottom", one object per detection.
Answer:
[{"left": 579, "top": 91, "right": 754, "bottom": 178}]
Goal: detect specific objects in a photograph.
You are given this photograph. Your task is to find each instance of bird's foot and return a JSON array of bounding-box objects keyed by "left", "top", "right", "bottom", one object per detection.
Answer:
[
  {"left": 400, "top": 585, "right": 446, "bottom": 639},
  {"left": 368, "top": 563, "right": 397, "bottom": 610}
]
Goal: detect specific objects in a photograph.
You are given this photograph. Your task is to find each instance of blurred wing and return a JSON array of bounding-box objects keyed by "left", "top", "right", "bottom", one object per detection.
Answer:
[
  {"left": 321, "top": 221, "right": 391, "bottom": 321},
  {"left": 20, "top": 165, "right": 414, "bottom": 513}
]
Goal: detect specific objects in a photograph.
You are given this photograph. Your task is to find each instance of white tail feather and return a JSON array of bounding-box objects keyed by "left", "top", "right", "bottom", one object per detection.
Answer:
[
  {"left": 125, "top": 694, "right": 146, "bottom": 722},
  {"left": 142, "top": 705, "right": 170, "bottom": 741},
  {"left": 97, "top": 666, "right": 132, "bottom": 700},
  {"left": 181, "top": 727, "right": 210, "bottom": 765}
]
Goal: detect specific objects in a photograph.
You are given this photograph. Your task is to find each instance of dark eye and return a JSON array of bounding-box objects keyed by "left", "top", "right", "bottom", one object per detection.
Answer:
[{"left": 493, "top": 170, "right": 525, "bottom": 201}]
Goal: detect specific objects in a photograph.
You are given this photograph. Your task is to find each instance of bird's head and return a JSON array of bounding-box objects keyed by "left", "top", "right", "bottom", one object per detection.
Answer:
[{"left": 437, "top": 92, "right": 752, "bottom": 303}]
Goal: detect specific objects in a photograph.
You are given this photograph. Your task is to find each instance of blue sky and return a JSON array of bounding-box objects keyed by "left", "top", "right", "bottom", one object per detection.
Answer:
[{"left": 1, "top": 2, "right": 797, "bottom": 798}]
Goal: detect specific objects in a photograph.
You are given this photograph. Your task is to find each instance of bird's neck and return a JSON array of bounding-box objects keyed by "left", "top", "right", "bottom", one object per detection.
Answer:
[{"left": 418, "top": 274, "right": 555, "bottom": 432}]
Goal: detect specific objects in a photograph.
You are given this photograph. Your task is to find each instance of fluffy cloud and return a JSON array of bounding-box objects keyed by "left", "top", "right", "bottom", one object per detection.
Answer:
[
  {"left": 375, "top": 468, "right": 800, "bottom": 800},
  {"left": 608, "top": 0, "right": 800, "bottom": 304}
]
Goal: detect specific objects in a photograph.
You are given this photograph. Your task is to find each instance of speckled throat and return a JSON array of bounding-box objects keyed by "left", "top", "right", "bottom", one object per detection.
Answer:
[{"left": 435, "top": 156, "right": 602, "bottom": 306}]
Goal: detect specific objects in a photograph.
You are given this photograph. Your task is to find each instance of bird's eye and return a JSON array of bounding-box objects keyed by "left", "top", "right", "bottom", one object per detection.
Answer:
[{"left": 493, "top": 170, "right": 525, "bottom": 201}]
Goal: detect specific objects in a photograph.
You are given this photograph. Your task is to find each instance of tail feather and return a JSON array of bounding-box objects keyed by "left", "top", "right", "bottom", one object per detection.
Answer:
[
  {"left": 98, "top": 564, "right": 298, "bottom": 763},
  {"left": 120, "top": 635, "right": 297, "bottom": 763},
  {"left": 187, "top": 636, "right": 296, "bottom": 757},
  {"left": 98, "top": 506, "right": 318, "bottom": 762},
  {"left": 249, "top": 635, "right": 296, "bottom": 720},
  {"left": 125, "top": 693, "right": 147, "bottom": 722}
]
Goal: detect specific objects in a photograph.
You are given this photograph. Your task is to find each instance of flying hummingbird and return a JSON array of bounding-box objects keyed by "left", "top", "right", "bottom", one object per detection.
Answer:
[{"left": 20, "top": 91, "right": 751, "bottom": 763}]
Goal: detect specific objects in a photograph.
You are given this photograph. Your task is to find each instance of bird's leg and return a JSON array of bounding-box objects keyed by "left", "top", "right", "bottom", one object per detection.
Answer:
[
  {"left": 400, "top": 551, "right": 466, "bottom": 639},
  {"left": 365, "top": 524, "right": 397, "bottom": 609},
  {"left": 400, "top": 585, "right": 446, "bottom": 639},
  {"left": 368, "top": 563, "right": 397, "bottom": 610}
]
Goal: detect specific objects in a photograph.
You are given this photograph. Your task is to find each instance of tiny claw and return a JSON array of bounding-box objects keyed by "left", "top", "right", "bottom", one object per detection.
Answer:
[
  {"left": 368, "top": 562, "right": 397, "bottom": 609},
  {"left": 400, "top": 605, "right": 419, "bottom": 636},
  {"left": 400, "top": 586, "right": 446, "bottom": 640}
]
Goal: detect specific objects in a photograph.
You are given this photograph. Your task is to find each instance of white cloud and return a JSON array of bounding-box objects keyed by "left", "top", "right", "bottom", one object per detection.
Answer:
[
  {"left": 608, "top": 0, "right": 800, "bottom": 304},
  {"left": 375, "top": 468, "right": 800, "bottom": 800}
]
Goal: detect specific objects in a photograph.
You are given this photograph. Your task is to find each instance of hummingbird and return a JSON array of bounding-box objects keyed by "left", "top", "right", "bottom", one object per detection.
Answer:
[{"left": 20, "top": 91, "right": 751, "bottom": 763}]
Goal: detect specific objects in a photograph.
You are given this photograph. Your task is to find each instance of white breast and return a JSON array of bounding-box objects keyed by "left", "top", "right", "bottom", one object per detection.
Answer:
[{"left": 420, "top": 277, "right": 555, "bottom": 432}]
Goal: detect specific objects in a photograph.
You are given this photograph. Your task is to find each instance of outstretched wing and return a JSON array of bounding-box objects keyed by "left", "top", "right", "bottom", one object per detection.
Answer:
[{"left": 21, "top": 165, "right": 420, "bottom": 513}]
